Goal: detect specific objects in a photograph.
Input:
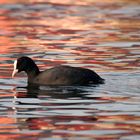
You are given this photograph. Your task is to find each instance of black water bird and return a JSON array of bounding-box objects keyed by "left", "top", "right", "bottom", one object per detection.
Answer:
[{"left": 12, "top": 56, "right": 104, "bottom": 86}]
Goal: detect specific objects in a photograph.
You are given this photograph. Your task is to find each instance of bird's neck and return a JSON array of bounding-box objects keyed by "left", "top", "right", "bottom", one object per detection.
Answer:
[{"left": 25, "top": 64, "right": 40, "bottom": 83}]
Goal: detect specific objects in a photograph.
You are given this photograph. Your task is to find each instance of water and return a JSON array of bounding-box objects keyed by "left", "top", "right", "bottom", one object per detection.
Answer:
[{"left": 0, "top": 0, "right": 140, "bottom": 139}]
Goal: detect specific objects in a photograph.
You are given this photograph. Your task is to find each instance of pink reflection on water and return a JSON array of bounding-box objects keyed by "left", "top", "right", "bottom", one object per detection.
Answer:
[{"left": 0, "top": 0, "right": 140, "bottom": 139}]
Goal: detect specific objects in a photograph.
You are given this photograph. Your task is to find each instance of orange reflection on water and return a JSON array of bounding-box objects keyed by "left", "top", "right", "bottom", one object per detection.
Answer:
[
  {"left": 0, "top": 0, "right": 140, "bottom": 140},
  {"left": 0, "top": 0, "right": 139, "bottom": 72}
]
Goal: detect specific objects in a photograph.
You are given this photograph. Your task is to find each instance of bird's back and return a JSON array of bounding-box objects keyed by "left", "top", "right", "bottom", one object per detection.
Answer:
[{"left": 33, "top": 65, "right": 104, "bottom": 86}]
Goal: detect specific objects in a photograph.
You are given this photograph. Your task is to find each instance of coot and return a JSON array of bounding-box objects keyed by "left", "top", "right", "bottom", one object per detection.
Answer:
[{"left": 12, "top": 56, "right": 104, "bottom": 86}]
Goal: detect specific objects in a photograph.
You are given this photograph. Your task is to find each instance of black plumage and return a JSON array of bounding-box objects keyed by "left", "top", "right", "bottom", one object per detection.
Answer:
[{"left": 12, "top": 56, "right": 104, "bottom": 86}]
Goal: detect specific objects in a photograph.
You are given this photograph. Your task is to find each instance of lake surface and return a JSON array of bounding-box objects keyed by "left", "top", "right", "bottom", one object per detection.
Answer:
[{"left": 0, "top": 0, "right": 140, "bottom": 139}]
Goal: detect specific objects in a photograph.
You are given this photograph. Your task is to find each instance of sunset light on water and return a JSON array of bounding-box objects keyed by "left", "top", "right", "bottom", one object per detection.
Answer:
[{"left": 0, "top": 0, "right": 140, "bottom": 139}]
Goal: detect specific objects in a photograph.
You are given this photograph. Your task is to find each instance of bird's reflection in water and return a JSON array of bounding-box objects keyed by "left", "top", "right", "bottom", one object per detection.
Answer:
[
  {"left": 12, "top": 85, "right": 98, "bottom": 135},
  {"left": 14, "top": 84, "right": 99, "bottom": 100}
]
